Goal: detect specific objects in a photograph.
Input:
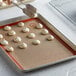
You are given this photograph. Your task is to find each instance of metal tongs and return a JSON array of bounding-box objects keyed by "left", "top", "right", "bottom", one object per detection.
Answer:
[{"left": 12, "top": 1, "right": 38, "bottom": 18}]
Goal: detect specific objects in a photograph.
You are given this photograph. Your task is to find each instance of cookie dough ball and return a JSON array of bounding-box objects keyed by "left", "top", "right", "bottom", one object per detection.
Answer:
[
  {"left": 27, "top": 33, "right": 35, "bottom": 39},
  {"left": 41, "top": 29, "right": 49, "bottom": 35},
  {"left": 13, "top": 36, "right": 21, "bottom": 43},
  {"left": 8, "top": 30, "right": 16, "bottom": 36},
  {"left": 0, "top": 2, "right": 7, "bottom": 7},
  {"left": 47, "top": 35, "right": 54, "bottom": 41},
  {"left": 0, "top": 0, "right": 3, "bottom": 2},
  {"left": 18, "top": 43, "right": 27, "bottom": 49},
  {"left": 0, "top": 39, "right": 8, "bottom": 46},
  {"left": 0, "top": 34, "right": 3, "bottom": 39},
  {"left": 22, "top": 27, "right": 30, "bottom": 33},
  {"left": 36, "top": 23, "right": 43, "bottom": 29},
  {"left": 5, "top": 46, "right": 14, "bottom": 52},
  {"left": 0, "top": 0, "right": 3, "bottom": 6},
  {"left": 32, "top": 40, "right": 40, "bottom": 45},
  {"left": 4, "top": 26, "right": 11, "bottom": 31},
  {"left": 18, "top": 22, "right": 25, "bottom": 27},
  {"left": 2, "top": 2, "right": 7, "bottom": 7},
  {"left": 13, "top": 0, "right": 18, "bottom": 3}
]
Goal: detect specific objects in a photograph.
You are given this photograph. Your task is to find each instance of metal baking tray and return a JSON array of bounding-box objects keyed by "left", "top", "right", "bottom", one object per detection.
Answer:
[
  {"left": 0, "top": 0, "right": 35, "bottom": 10},
  {"left": 49, "top": 0, "right": 76, "bottom": 26},
  {"left": 0, "top": 4, "right": 76, "bottom": 72}
]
